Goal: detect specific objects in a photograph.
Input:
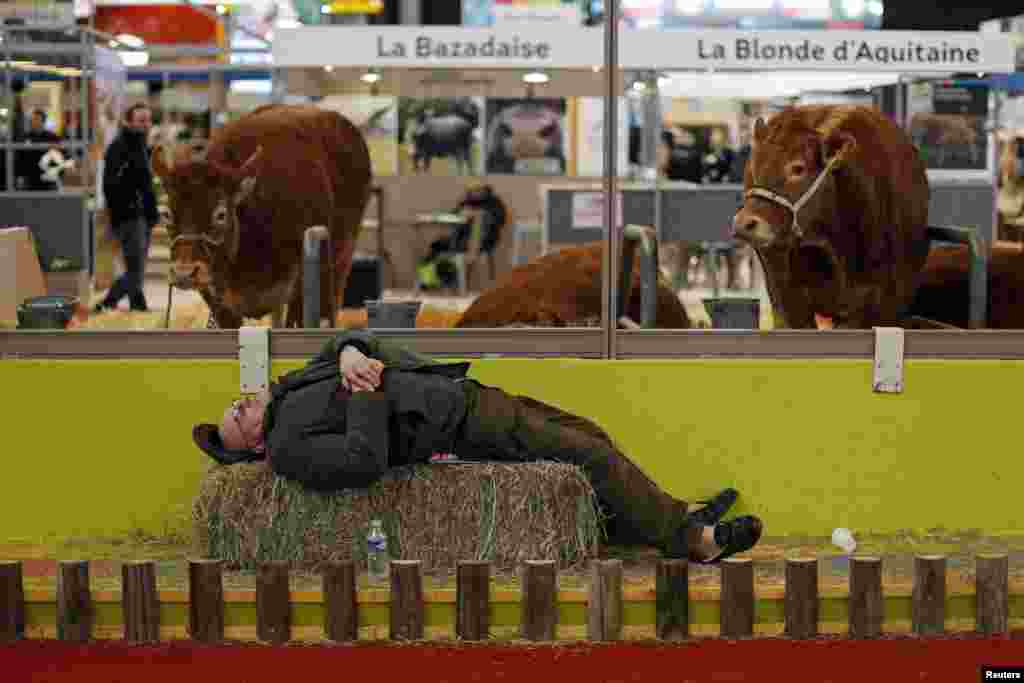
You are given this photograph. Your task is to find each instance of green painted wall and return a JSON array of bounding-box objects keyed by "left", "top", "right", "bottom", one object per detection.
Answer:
[{"left": 2, "top": 357, "right": 1021, "bottom": 543}]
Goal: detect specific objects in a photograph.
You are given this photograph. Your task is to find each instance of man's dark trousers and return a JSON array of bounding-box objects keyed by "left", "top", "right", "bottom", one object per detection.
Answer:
[
  {"left": 455, "top": 380, "right": 694, "bottom": 557},
  {"left": 102, "top": 217, "right": 151, "bottom": 310}
]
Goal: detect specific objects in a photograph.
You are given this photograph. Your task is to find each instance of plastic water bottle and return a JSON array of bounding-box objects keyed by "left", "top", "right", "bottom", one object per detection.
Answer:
[
  {"left": 832, "top": 527, "right": 857, "bottom": 554},
  {"left": 366, "top": 519, "right": 389, "bottom": 583}
]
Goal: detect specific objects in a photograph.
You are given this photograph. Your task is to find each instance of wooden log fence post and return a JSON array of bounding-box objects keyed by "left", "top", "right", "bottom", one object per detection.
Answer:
[
  {"left": 976, "top": 554, "right": 1008, "bottom": 636},
  {"left": 57, "top": 561, "right": 92, "bottom": 642},
  {"left": 784, "top": 558, "right": 818, "bottom": 639},
  {"left": 456, "top": 560, "right": 490, "bottom": 641},
  {"left": 848, "top": 556, "right": 883, "bottom": 639},
  {"left": 521, "top": 560, "right": 557, "bottom": 641},
  {"left": 655, "top": 559, "right": 688, "bottom": 641},
  {"left": 587, "top": 559, "right": 623, "bottom": 642},
  {"left": 389, "top": 560, "right": 424, "bottom": 641},
  {"left": 912, "top": 555, "right": 946, "bottom": 636},
  {"left": 188, "top": 559, "right": 224, "bottom": 643},
  {"left": 256, "top": 561, "right": 291, "bottom": 644},
  {"left": 323, "top": 561, "right": 358, "bottom": 642},
  {"left": 122, "top": 561, "right": 159, "bottom": 642},
  {"left": 720, "top": 558, "right": 755, "bottom": 638},
  {"left": 0, "top": 561, "right": 24, "bottom": 642}
]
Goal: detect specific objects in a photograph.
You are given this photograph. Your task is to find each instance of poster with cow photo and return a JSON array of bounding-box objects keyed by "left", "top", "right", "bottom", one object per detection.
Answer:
[
  {"left": 319, "top": 95, "right": 399, "bottom": 176},
  {"left": 397, "top": 97, "right": 484, "bottom": 176},
  {"left": 484, "top": 98, "right": 569, "bottom": 176}
]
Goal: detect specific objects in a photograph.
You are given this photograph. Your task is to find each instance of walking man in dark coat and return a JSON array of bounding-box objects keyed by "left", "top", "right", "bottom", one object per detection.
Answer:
[
  {"left": 193, "top": 330, "right": 763, "bottom": 563},
  {"left": 95, "top": 103, "right": 159, "bottom": 313}
]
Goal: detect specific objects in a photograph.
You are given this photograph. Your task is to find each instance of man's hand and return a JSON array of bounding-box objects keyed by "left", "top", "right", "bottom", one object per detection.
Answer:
[{"left": 340, "top": 345, "right": 384, "bottom": 392}]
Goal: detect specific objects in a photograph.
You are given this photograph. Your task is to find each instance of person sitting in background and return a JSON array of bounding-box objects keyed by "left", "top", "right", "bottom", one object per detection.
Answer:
[
  {"left": 701, "top": 128, "right": 736, "bottom": 184},
  {"left": 192, "top": 330, "right": 764, "bottom": 564},
  {"left": 417, "top": 184, "right": 508, "bottom": 290},
  {"left": 659, "top": 128, "right": 702, "bottom": 184},
  {"left": 15, "top": 109, "right": 63, "bottom": 191}
]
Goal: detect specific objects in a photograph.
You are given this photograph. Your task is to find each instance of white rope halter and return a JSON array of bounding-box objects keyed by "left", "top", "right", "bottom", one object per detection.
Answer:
[
  {"left": 743, "top": 153, "right": 844, "bottom": 240},
  {"left": 164, "top": 232, "right": 226, "bottom": 330}
]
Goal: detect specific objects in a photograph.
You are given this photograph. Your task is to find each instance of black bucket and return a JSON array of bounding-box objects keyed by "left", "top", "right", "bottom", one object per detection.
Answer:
[
  {"left": 366, "top": 300, "right": 422, "bottom": 329},
  {"left": 17, "top": 295, "right": 79, "bottom": 330},
  {"left": 702, "top": 298, "right": 761, "bottom": 329}
]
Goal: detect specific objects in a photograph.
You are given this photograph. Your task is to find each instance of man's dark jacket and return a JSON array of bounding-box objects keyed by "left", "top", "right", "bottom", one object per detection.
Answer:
[
  {"left": 102, "top": 127, "right": 159, "bottom": 227},
  {"left": 262, "top": 331, "right": 473, "bottom": 492}
]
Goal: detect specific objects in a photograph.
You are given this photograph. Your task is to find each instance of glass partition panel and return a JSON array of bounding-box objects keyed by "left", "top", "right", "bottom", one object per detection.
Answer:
[
  {"left": 261, "top": 19, "right": 614, "bottom": 338},
  {"left": 616, "top": 24, "right": 1016, "bottom": 336}
]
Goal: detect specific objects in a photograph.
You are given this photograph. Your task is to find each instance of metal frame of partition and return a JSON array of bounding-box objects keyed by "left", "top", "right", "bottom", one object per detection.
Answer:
[
  {"left": 3, "top": 5, "right": 1023, "bottom": 360},
  {"left": 5, "top": 328, "right": 1024, "bottom": 359},
  {"left": 1, "top": 22, "right": 95, "bottom": 194}
]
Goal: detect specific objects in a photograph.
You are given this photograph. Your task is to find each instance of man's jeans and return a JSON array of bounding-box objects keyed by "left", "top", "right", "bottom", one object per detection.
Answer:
[{"left": 102, "top": 217, "right": 151, "bottom": 310}]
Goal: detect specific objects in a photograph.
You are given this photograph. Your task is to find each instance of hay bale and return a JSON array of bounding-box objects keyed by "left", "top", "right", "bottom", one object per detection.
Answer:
[{"left": 193, "top": 461, "right": 603, "bottom": 573}]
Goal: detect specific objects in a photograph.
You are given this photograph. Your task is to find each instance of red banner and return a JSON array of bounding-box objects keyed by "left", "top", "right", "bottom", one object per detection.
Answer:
[{"left": 95, "top": 5, "right": 221, "bottom": 44}]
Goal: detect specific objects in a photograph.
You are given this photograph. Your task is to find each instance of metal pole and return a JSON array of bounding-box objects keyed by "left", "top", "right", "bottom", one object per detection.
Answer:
[
  {"left": 303, "top": 225, "right": 331, "bottom": 328},
  {"left": 649, "top": 75, "right": 663, "bottom": 296},
  {"left": 3, "top": 26, "right": 13, "bottom": 192},
  {"left": 925, "top": 224, "right": 987, "bottom": 329},
  {"left": 602, "top": 0, "right": 619, "bottom": 359},
  {"left": 79, "top": 25, "right": 89, "bottom": 187}
]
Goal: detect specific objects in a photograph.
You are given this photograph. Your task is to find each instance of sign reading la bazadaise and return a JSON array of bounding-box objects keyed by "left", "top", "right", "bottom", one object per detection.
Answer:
[
  {"left": 376, "top": 35, "right": 552, "bottom": 60},
  {"left": 272, "top": 27, "right": 1016, "bottom": 73}
]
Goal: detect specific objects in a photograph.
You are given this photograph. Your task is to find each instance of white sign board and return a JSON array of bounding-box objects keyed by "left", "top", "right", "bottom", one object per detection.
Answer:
[
  {"left": 492, "top": 5, "right": 580, "bottom": 25},
  {"left": 273, "top": 26, "right": 601, "bottom": 69},
  {"left": 620, "top": 30, "right": 1017, "bottom": 73},
  {"left": 572, "top": 192, "right": 623, "bottom": 229},
  {"left": 273, "top": 27, "right": 1016, "bottom": 73}
]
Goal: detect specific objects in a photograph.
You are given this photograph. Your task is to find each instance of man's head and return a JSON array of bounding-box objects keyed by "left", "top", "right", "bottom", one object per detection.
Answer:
[
  {"left": 218, "top": 393, "right": 269, "bottom": 453},
  {"left": 123, "top": 103, "right": 152, "bottom": 135}
]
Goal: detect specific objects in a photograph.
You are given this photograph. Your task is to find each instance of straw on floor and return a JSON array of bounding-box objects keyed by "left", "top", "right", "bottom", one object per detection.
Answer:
[
  {"left": 193, "top": 460, "right": 604, "bottom": 573},
  {"left": 70, "top": 301, "right": 464, "bottom": 330}
]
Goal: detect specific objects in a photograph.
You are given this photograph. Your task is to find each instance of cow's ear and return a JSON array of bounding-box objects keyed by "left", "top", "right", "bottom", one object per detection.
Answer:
[
  {"left": 753, "top": 117, "right": 767, "bottom": 144},
  {"left": 822, "top": 131, "right": 856, "bottom": 170},
  {"left": 151, "top": 144, "right": 173, "bottom": 178}
]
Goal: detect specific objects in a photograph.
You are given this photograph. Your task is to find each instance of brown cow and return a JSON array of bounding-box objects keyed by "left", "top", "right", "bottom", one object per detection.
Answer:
[
  {"left": 732, "top": 105, "right": 930, "bottom": 329},
  {"left": 909, "top": 241, "right": 1024, "bottom": 329},
  {"left": 456, "top": 242, "right": 691, "bottom": 328},
  {"left": 151, "top": 104, "right": 372, "bottom": 328}
]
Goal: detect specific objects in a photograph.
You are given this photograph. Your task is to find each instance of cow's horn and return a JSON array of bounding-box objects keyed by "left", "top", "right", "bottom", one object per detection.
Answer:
[
  {"left": 239, "top": 146, "right": 264, "bottom": 176},
  {"left": 209, "top": 146, "right": 264, "bottom": 182}
]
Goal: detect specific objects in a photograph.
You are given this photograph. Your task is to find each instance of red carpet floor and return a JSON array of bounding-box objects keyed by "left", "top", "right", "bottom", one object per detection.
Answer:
[{"left": 3, "top": 636, "right": 1024, "bottom": 683}]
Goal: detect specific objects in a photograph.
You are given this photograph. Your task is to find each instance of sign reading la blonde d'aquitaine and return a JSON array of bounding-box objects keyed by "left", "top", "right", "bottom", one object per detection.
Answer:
[
  {"left": 272, "top": 27, "right": 1015, "bottom": 73},
  {"left": 623, "top": 30, "right": 1016, "bottom": 72}
]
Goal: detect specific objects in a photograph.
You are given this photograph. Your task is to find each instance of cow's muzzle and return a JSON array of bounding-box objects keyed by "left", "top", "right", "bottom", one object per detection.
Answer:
[{"left": 732, "top": 209, "right": 782, "bottom": 249}]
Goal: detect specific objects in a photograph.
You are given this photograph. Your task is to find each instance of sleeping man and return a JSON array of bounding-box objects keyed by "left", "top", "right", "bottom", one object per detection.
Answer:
[{"left": 193, "top": 330, "right": 762, "bottom": 563}]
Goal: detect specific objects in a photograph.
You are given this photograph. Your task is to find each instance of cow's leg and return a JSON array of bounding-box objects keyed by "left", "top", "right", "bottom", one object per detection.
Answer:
[
  {"left": 333, "top": 235, "right": 357, "bottom": 326},
  {"left": 271, "top": 304, "right": 288, "bottom": 328},
  {"left": 318, "top": 238, "right": 338, "bottom": 328},
  {"left": 285, "top": 287, "right": 302, "bottom": 328},
  {"left": 200, "top": 289, "right": 242, "bottom": 329}
]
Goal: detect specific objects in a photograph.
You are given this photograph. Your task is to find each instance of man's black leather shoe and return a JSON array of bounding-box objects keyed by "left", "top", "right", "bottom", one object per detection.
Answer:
[{"left": 688, "top": 488, "right": 738, "bottom": 526}]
